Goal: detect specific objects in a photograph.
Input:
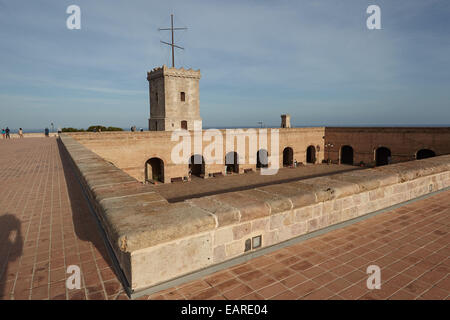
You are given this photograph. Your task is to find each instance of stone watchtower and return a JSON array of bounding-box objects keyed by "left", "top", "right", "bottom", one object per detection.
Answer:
[
  {"left": 147, "top": 65, "right": 202, "bottom": 131},
  {"left": 281, "top": 114, "right": 291, "bottom": 128}
]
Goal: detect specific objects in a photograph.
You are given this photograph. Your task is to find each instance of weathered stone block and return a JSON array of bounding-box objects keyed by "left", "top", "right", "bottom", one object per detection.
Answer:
[
  {"left": 290, "top": 222, "right": 307, "bottom": 236},
  {"left": 100, "top": 192, "right": 167, "bottom": 209},
  {"left": 86, "top": 173, "right": 136, "bottom": 189},
  {"left": 328, "top": 211, "right": 342, "bottom": 224},
  {"left": 341, "top": 207, "right": 354, "bottom": 220},
  {"left": 251, "top": 218, "right": 269, "bottom": 233},
  {"left": 269, "top": 211, "right": 293, "bottom": 230},
  {"left": 93, "top": 182, "right": 156, "bottom": 202},
  {"left": 322, "top": 200, "right": 334, "bottom": 214},
  {"left": 131, "top": 233, "right": 213, "bottom": 291},
  {"left": 295, "top": 177, "right": 360, "bottom": 199},
  {"left": 213, "top": 245, "right": 226, "bottom": 263},
  {"left": 333, "top": 199, "right": 342, "bottom": 212},
  {"left": 210, "top": 192, "right": 270, "bottom": 222},
  {"left": 226, "top": 241, "right": 243, "bottom": 258},
  {"left": 257, "top": 184, "right": 317, "bottom": 209},
  {"left": 188, "top": 197, "right": 240, "bottom": 227},
  {"left": 214, "top": 228, "right": 233, "bottom": 246},
  {"left": 319, "top": 214, "right": 329, "bottom": 228},
  {"left": 290, "top": 181, "right": 334, "bottom": 202},
  {"left": 392, "top": 183, "right": 407, "bottom": 194},
  {"left": 329, "top": 169, "right": 399, "bottom": 192},
  {"left": 105, "top": 203, "right": 216, "bottom": 252},
  {"left": 232, "top": 223, "right": 251, "bottom": 241},
  {"left": 369, "top": 189, "right": 385, "bottom": 201},
  {"left": 307, "top": 218, "right": 319, "bottom": 232},
  {"left": 242, "top": 189, "right": 292, "bottom": 214},
  {"left": 294, "top": 206, "right": 313, "bottom": 222},
  {"left": 263, "top": 231, "right": 279, "bottom": 247},
  {"left": 277, "top": 226, "right": 293, "bottom": 242},
  {"left": 311, "top": 203, "right": 323, "bottom": 218}
]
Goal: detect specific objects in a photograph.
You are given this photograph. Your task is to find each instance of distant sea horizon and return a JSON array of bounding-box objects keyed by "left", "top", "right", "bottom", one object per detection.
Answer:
[{"left": 3, "top": 124, "right": 450, "bottom": 134}]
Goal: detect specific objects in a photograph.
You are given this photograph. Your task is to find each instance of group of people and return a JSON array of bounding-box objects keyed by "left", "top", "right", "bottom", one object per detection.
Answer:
[
  {"left": 1, "top": 127, "right": 24, "bottom": 139},
  {"left": 130, "top": 126, "right": 144, "bottom": 132}
]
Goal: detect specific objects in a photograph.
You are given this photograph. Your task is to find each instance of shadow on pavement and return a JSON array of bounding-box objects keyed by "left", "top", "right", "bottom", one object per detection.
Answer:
[
  {"left": 56, "top": 139, "right": 126, "bottom": 299},
  {"left": 0, "top": 214, "right": 23, "bottom": 299}
]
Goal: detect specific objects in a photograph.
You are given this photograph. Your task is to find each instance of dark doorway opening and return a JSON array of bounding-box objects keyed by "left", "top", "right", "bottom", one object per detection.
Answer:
[
  {"left": 257, "top": 149, "right": 269, "bottom": 168},
  {"left": 283, "top": 147, "right": 294, "bottom": 167},
  {"left": 341, "top": 145, "right": 354, "bottom": 165},
  {"left": 189, "top": 154, "right": 205, "bottom": 177},
  {"left": 145, "top": 157, "right": 164, "bottom": 182},
  {"left": 306, "top": 146, "right": 316, "bottom": 164},
  {"left": 225, "top": 152, "right": 239, "bottom": 174},
  {"left": 376, "top": 147, "right": 391, "bottom": 166},
  {"left": 181, "top": 120, "right": 188, "bottom": 130},
  {"left": 416, "top": 149, "right": 435, "bottom": 160}
]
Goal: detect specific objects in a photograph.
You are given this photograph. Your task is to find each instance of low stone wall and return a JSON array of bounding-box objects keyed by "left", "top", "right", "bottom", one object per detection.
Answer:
[{"left": 59, "top": 134, "right": 450, "bottom": 293}]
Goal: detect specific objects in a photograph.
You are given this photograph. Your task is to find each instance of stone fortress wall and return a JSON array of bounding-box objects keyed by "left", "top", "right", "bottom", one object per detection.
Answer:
[
  {"left": 138, "top": 66, "right": 450, "bottom": 184},
  {"left": 325, "top": 127, "right": 450, "bottom": 166},
  {"left": 68, "top": 127, "right": 326, "bottom": 183},
  {"left": 59, "top": 133, "right": 450, "bottom": 295},
  {"left": 59, "top": 65, "right": 450, "bottom": 296},
  {"left": 62, "top": 126, "right": 450, "bottom": 295},
  {"left": 67, "top": 127, "right": 450, "bottom": 185}
]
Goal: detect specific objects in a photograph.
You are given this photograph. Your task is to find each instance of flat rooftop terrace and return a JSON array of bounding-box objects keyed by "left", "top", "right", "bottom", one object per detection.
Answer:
[{"left": 0, "top": 137, "right": 448, "bottom": 300}]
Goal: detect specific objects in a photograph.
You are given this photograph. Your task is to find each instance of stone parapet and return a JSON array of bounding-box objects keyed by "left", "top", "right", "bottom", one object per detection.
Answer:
[
  {"left": 59, "top": 133, "right": 450, "bottom": 293},
  {"left": 147, "top": 65, "right": 201, "bottom": 80}
]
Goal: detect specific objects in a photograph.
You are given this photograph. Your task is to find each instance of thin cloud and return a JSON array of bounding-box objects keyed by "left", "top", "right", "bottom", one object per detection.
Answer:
[{"left": 0, "top": 0, "right": 449, "bottom": 129}]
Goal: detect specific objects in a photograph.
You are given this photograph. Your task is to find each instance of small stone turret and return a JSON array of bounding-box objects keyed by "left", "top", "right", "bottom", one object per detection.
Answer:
[{"left": 281, "top": 114, "right": 291, "bottom": 128}]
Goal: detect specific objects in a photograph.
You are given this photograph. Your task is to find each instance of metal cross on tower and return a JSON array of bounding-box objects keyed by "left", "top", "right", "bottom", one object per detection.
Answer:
[{"left": 158, "top": 14, "right": 187, "bottom": 68}]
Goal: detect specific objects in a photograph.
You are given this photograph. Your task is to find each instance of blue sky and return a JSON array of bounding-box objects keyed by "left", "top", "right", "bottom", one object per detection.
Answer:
[{"left": 0, "top": 0, "right": 449, "bottom": 130}]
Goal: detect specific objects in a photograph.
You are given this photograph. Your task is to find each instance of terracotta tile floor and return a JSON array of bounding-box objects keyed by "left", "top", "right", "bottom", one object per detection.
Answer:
[{"left": 0, "top": 138, "right": 448, "bottom": 300}]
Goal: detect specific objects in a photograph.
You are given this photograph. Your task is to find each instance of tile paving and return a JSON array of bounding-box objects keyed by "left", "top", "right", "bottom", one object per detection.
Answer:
[{"left": 0, "top": 137, "right": 448, "bottom": 300}]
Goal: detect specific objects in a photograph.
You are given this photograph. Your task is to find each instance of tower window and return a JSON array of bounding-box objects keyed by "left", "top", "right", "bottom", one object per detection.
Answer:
[{"left": 180, "top": 92, "right": 185, "bottom": 102}]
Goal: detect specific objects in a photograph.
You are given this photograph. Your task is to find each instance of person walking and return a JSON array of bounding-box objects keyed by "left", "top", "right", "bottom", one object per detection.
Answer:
[
  {"left": 5, "top": 127, "right": 10, "bottom": 139},
  {"left": 1, "top": 128, "right": 5, "bottom": 139},
  {"left": 18, "top": 128, "right": 23, "bottom": 138}
]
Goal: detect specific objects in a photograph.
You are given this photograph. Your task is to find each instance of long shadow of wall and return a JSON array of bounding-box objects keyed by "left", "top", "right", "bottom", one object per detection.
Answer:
[
  {"left": 0, "top": 214, "right": 23, "bottom": 299},
  {"left": 56, "top": 140, "right": 123, "bottom": 295}
]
